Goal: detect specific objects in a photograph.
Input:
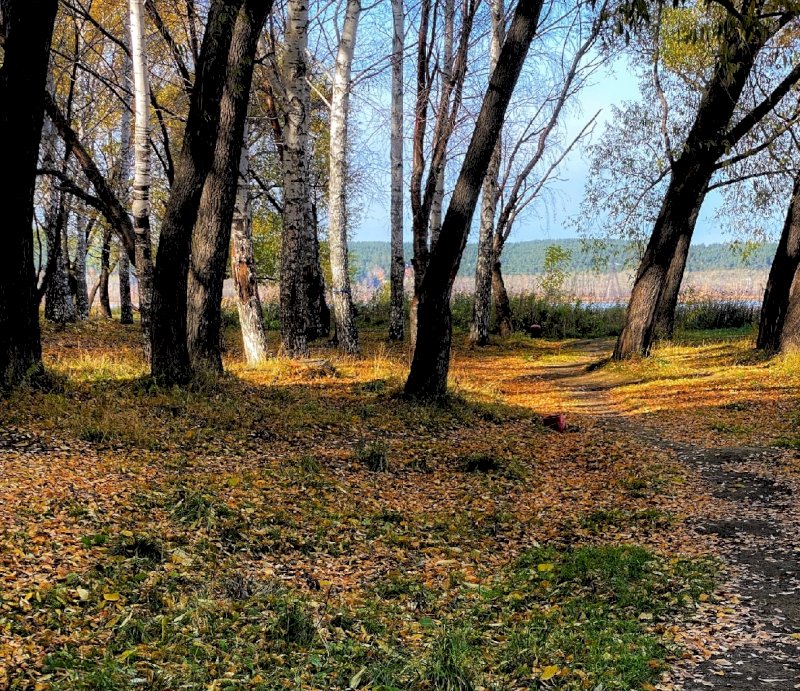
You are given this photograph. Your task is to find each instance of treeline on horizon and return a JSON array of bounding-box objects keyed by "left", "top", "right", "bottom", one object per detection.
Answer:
[{"left": 350, "top": 239, "right": 778, "bottom": 281}]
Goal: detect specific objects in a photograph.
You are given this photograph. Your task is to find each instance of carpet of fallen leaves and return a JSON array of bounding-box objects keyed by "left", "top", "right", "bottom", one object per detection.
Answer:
[{"left": 1, "top": 321, "right": 797, "bottom": 690}]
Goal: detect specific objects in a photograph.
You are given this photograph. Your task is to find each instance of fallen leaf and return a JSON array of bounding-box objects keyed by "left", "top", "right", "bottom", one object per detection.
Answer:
[{"left": 540, "top": 665, "right": 559, "bottom": 680}]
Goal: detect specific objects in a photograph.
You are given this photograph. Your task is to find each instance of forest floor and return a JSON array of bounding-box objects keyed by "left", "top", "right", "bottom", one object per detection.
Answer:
[{"left": 1, "top": 321, "right": 799, "bottom": 690}]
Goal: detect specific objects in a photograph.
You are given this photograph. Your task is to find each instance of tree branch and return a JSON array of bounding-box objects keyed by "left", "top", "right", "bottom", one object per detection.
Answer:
[
  {"left": 144, "top": 0, "right": 193, "bottom": 93},
  {"left": 725, "top": 60, "right": 800, "bottom": 148},
  {"left": 43, "top": 91, "right": 136, "bottom": 261}
]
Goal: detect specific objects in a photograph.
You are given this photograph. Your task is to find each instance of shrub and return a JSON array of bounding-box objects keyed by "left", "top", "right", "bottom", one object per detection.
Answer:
[{"left": 675, "top": 298, "right": 757, "bottom": 331}]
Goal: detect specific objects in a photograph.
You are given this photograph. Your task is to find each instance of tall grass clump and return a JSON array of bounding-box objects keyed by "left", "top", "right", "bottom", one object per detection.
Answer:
[{"left": 675, "top": 297, "right": 757, "bottom": 331}]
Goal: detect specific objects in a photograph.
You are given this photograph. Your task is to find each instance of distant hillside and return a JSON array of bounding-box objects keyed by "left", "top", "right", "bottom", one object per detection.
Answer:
[{"left": 350, "top": 240, "right": 777, "bottom": 281}]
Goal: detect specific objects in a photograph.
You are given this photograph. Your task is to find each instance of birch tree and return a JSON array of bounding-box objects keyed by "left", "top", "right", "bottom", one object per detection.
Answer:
[
  {"left": 118, "top": 45, "right": 134, "bottom": 325},
  {"left": 388, "top": 0, "right": 405, "bottom": 341},
  {"left": 128, "top": 0, "right": 154, "bottom": 347},
  {"left": 277, "top": 0, "right": 315, "bottom": 356},
  {"left": 469, "top": 0, "right": 504, "bottom": 345},
  {"left": 231, "top": 134, "right": 270, "bottom": 364},
  {"left": 327, "top": 0, "right": 362, "bottom": 354}
]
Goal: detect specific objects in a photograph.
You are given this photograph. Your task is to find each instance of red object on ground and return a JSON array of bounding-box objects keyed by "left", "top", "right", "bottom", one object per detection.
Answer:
[
  {"left": 528, "top": 324, "right": 543, "bottom": 337},
  {"left": 543, "top": 414, "right": 567, "bottom": 432}
]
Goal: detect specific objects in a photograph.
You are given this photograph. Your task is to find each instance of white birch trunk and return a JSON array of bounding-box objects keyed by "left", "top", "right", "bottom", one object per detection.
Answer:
[
  {"left": 280, "top": 0, "right": 312, "bottom": 356},
  {"left": 388, "top": 0, "right": 405, "bottom": 341},
  {"left": 231, "top": 130, "right": 269, "bottom": 364},
  {"left": 118, "top": 46, "right": 134, "bottom": 324},
  {"left": 327, "top": 0, "right": 361, "bottom": 354},
  {"left": 128, "top": 0, "right": 154, "bottom": 351},
  {"left": 470, "top": 0, "right": 504, "bottom": 345}
]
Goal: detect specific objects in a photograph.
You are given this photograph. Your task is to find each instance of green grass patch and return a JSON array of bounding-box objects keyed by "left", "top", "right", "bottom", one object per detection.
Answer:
[
  {"left": 26, "top": 537, "right": 715, "bottom": 691},
  {"left": 479, "top": 544, "right": 716, "bottom": 688}
]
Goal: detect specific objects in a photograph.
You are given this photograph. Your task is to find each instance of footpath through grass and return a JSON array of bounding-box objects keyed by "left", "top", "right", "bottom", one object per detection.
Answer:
[{"left": 4, "top": 320, "right": 796, "bottom": 689}]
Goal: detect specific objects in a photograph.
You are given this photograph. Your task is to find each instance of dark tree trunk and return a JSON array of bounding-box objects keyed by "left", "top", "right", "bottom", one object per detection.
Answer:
[
  {"left": 653, "top": 218, "right": 695, "bottom": 340},
  {"left": 757, "top": 174, "right": 800, "bottom": 352},
  {"left": 87, "top": 272, "right": 105, "bottom": 313},
  {"left": 388, "top": 248, "right": 405, "bottom": 341},
  {"left": 614, "top": 23, "right": 768, "bottom": 360},
  {"left": 74, "top": 215, "right": 92, "bottom": 319},
  {"left": 614, "top": 168, "right": 713, "bottom": 359},
  {"left": 133, "top": 211, "right": 154, "bottom": 354},
  {"left": 99, "top": 229, "right": 113, "bottom": 319},
  {"left": 405, "top": 0, "right": 544, "bottom": 399},
  {"left": 780, "top": 274, "right": 800, "bottom": 352},
  {"left": 150, "top": 0, "right": 246, "bottom": 384},
  {"left": 0, "top": 0, "right": 58, "bottom": 388},
  {"left": 119, "top": 244, "right": 134, "bottom": 324},
  {"left": 492, "top": 258, "right": 513, "bottom": 338},
  {"left": 305, "top": 202, "right": 330, "bottom": 341},
  {"left": 44, "top": 202, "right": 76, "bottom": 324},
  {"left": 187, "top": 0, "right": 271, "bottom": 373},
  {"left": 408, "top": 0, "right": 475, "bottom": 349}
]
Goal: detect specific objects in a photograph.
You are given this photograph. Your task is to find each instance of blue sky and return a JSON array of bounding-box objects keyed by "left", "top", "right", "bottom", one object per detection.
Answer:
[{"left": 352, "top": 58, "right": 727, "bottom": 245}]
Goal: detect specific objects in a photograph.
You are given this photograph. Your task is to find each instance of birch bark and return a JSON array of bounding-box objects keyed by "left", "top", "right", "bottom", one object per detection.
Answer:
[
  {"left": 327, "top": 0, "right": 361, "bottom": 354},
  {"left": 118, "top": 47, "right": 134, "bottom": 324},
  {"left": 388, "top": 0, "right": 405, "bottom": 341},
  {"left": 129, "top": 0, "right": 155, "bottom": 351},
  {"left": 74, "top": 212, "right": 90, "bottom": 319},
  {"left": 231, "top": 134, "right": 270, "bottom": 364},
  {"left": 469, "top": 0, "right": 504, "bottom": 345},
  {"left": 280, "top": 0, "right": 313, "bottom": 356}
]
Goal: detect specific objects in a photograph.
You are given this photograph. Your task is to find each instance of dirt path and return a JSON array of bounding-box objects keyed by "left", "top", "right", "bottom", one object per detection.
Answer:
[{"left": 531, "top": 340, "right": 800, "bottom": 689}]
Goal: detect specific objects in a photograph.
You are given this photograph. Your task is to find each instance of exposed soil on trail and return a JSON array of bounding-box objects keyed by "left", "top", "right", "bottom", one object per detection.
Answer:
[{"left": 533, "top": 341, "right": 800, "bottom": 689}]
